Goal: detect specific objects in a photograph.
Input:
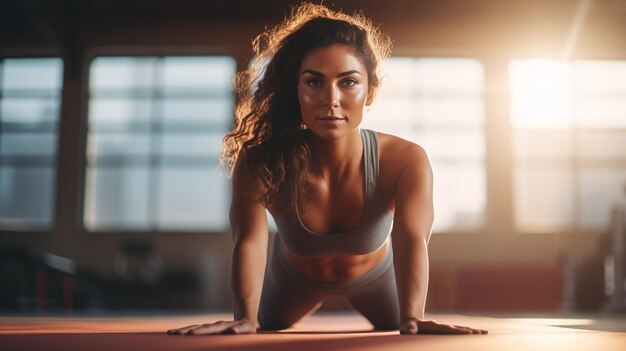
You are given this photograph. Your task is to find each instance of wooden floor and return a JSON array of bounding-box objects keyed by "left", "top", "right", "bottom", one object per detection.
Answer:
[{"left": 1, "top": 312, "right": 624, "bottom": 351}]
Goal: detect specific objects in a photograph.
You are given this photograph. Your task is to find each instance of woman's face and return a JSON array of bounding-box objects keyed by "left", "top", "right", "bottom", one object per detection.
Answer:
[{"left": 297, "top": 44, "right": 370, "bottom": 140}]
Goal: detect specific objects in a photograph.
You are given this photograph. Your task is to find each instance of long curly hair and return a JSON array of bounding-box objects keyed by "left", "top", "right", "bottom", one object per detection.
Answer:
[{"left": 221, "top": 2, "right": 392, "bottom": 210}]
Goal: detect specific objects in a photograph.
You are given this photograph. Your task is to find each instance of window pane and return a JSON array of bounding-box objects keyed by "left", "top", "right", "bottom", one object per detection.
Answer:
[
  {"left": 1, "top": 98, "right": 60, "bottom": 125},
  {"left": 0, "top": 166, "right": 55, "bottom": 229},
  {"left": 578, "top": 131, "right": 626, "bottom": 159},
  {"left": 160, "top": 133, "right": 222, "bottom": 156},
  {"left": 418, "top": 97, "right": 484, "bottom": 127},
  {"left": 578, "top": 168, "right": 626, "bottom": 230},
  {"left": 413, "top": 59, "right": 484, "bottom": 92},
  {"left": 418, "top": 131, "right": 484, "bottom": 160},
  {"left": 514, "top": 130, "right": 572, "bottom": 159},
  {"left": 2, "top": 58, "right": 63, "bottom": 90},
  {"left": 84, "top": 167, "right": 150, "bottom": 230},
  {"left": 514, "top": 166, "right": 574, "bottom": 232},
  {"left": 363, "top": 98, "right": 415, "bottom": 134},
  {"left": 157, "top": 168, "right": 229, "bottom": 230},
  {"left": 576, "top": 96, "right": 626, "bottom": 128},
  {"left": 87, "top": 133, "right": 151, "bottom": 159},
  {"left": 573, "top": 61, "right": 626, "bottom": 93},
  {"left": 162, "top": 98, "right": 233, "bottom": 126},
  {"left": 88, "top": 98, "right": 153, "bottom": 128},
  {"left": 0, "top": 57, "right": 63, "bottom": 231},
  {"left": 162, "top": 56, "right": 236, "bottom": 91},
  {"left": 363, "top": 57, "right": 486, "bottom": 232},
  {"left": 432, "top": 162, "right": 485, "bottom": 232},
  {"left": 0, "top": 132, "right": 57, "bottom": 156},
  {"left": 511, "top": 59, "right": 626, "bottom": 232},
  {"left": 509, "top": 60, "right": 572, "bottom": 129},
  {"left": 90, "top": 57, "right": 156, "bottom": 90}
]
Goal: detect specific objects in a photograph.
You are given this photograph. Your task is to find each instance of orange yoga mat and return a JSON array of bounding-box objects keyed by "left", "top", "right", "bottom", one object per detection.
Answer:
[{"left": 1, "top": 312, "right": 624, "bottom": 351}]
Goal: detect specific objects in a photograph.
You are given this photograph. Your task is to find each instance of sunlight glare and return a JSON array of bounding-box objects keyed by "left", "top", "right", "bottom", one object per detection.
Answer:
[{"left": 510, "top": 60, "right": 572, "bottom": 129}]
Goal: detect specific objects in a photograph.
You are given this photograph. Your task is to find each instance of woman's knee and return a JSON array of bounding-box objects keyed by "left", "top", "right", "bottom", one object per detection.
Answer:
[
  {"left": 258, "top": 314, "right": 294, "bottom": 331},
  {"left": 258, "top": 300, "right": 323, "bottom": 331},
  {"left": 371, "top": 320, "right": 400, "bottom": 331}
]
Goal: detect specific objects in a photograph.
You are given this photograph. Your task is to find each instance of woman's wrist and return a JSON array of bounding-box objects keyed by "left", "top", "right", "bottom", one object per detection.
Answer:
[
  {"left": 239, "top": 317, "right": 260, "bottom": 328},
  {"left": 401, "top": 308, "right": 425, "bottom": 322},
  {"left": 402, "top": 316, "right": 424, "bottom": 324}
]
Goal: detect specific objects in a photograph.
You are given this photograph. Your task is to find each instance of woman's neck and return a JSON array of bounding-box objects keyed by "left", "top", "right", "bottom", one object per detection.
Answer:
[{"left": 309, "top": 129, "right": 362, "bottom": 181}]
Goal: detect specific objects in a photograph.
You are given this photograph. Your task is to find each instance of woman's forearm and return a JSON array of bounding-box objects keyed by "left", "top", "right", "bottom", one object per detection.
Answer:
[
  {"left": 231, "top": 241, "right": 267, "bottom": 325},
  {"left": 392, "top": 237, "right": 429, "bottom": 322}
]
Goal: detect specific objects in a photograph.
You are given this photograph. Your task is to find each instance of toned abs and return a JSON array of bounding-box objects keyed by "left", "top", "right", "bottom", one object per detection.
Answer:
[{"left": 270, "top": 133, "right": 406, "bottom": 283}]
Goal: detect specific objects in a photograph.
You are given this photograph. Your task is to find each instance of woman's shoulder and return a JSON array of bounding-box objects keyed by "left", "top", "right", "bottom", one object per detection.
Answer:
[
  {"left": 372, "top": 130, "right": 431, "bottom": 203},
  {"left": 231, "top": 148, "right": 267, "bottom": 196},
  {"left": 375, "top": 131, "right": 429, "bottom": 167}
]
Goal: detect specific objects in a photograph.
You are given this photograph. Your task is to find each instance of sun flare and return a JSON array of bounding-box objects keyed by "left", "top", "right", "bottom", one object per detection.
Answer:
[{"left": 510, "top": 60, "right": 572, "bottom": 129}]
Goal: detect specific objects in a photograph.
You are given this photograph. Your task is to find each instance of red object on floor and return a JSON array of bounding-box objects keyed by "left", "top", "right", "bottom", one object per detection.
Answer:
[
  {"left": 429, "top": 265, "right": 563, "bottom": 312},
  {"left": 458, "top": 266, "right": 564, "bottom": 311}
]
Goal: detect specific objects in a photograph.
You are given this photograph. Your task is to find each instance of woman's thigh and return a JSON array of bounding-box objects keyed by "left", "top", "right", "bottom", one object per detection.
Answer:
[
  {"left": 258, "top": 248, "right": 325, "bottom": 330},
  {"left": 345, "top": 263, "right": 400, "bottom": 330}
]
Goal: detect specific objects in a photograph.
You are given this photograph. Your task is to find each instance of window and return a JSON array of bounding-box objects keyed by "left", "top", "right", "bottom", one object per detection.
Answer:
[
  {"left": 510, "top": 60, "right": 626, "bottom": 232},
  {"left": 0, "top": 58, "right": 64, "bottom": 230},
  {"left": 84, "top": 56, "right": 235, "bottom": 231},
  {"left": 363, "top": 58, "right": 486, "bottom": 232}
]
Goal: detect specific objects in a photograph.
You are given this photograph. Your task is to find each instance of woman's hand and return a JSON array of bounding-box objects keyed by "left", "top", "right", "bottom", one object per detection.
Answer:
[
  {"left": 400, "top": 318, "right": 488, "bottom": 335},
  {"left": 167, "top": 319, "right": 258, "bottom": 335}
]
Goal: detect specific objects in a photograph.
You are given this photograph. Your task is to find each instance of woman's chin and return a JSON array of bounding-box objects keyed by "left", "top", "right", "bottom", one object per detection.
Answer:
[{"left": 308, "top": 125, "right": 358, "bottom": 140}]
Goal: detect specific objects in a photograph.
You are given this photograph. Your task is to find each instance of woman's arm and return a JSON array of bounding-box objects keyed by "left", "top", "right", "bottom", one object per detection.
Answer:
[
  {"left": 230, "top": 161, "right": 270, "bottom": 326},
  {"left": 391, "top": 144, "right": 487, "bottom": 335},
  {"left": 390, "top": 144, "right": 433, "bottom": 325},
  {"left": 168, "top": 160, "right": 268, "bottom": 335}
]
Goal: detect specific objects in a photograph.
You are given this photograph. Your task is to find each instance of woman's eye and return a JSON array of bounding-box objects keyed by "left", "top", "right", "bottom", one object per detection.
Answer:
[
  {"left": 305, "top": 79, "right": 323, "bottom": 87},
  {"left": 342, "top": 79, "right": 357, "bottom": 87}
]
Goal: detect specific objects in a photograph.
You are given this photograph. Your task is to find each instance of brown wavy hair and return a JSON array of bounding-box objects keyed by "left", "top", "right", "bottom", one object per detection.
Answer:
[{"left": 221, "top": 2, "right": 392, "bottom": 210}]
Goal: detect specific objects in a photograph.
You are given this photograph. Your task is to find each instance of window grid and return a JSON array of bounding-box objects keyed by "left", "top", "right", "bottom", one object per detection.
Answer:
[
  {"left": 0, "top": 58, "right": 63, "bottom": 231},
  {"left": 84, "top": 56, "right": 235, "bottom": 232},
  {"left": 511, "top": 60, "right": 626, "bottom": 232},
  {"left": 363, "top": 57, "right": 486, "bottom": 233}
]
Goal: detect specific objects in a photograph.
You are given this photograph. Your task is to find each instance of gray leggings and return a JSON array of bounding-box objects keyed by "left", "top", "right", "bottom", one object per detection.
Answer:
[{"left": 258, "top": 235, "right": 400, "bottom": 330}]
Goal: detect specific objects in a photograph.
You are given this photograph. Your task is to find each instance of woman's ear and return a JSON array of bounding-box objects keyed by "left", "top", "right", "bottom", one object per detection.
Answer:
[{"left": 365, "top": 90, "right": 374, "bottom": 106}]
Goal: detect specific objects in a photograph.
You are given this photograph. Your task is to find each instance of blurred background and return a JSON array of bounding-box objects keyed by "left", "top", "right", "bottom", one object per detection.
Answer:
[{"left": 0, "top": 0, "right": 625, "bottom": 316}]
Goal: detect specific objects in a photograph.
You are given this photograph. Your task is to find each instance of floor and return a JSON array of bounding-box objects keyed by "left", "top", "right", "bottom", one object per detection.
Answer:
[{"left": 1, "top": 312, "right": 624, "bottom": 351}]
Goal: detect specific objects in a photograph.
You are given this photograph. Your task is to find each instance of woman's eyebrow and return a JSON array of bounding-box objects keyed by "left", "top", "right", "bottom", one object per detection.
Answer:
[{"left": 301, "top": 69, "right": 362, "bottom": 77}]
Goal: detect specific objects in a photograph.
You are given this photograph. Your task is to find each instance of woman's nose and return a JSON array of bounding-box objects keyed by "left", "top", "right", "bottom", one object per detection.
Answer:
[{"left": 323, "top": 85, "right": 340, "bottom": 108}]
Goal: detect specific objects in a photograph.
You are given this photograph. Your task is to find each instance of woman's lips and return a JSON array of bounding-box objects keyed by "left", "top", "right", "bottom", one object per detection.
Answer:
[{"left": 317, "top": 115, "right": 346, "bottom": 121}]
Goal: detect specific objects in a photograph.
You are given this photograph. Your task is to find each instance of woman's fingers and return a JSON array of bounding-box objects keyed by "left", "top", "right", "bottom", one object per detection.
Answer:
[
  {"left": 454, "top": 324, "right": 488, "bottom": 334},
  {"left": 186, "top": 322, "right": 231, "bottom": 335},
  {"left": 195, "top": 320, "right": 257, "bottom": 335},
  {"left": 421, "top": 321, "right": 470, "bottom": 334},
  {"left": 167, "top": 322, "right": 226, "bottom": 335},
  {"left": 167, "top": 324, "right": 199, "bottom": 335},
  {"left": 438, "top": 322, "right": 487, "bottom": 334},
  {"left": 167, "top": 320, "right": 258, "bottom": 335},
  {"left": 404, "top": 320, "right": 488, "bottom": 335}
]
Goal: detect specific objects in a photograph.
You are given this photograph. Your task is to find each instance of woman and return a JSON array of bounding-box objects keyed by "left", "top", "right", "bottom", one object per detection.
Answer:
[{"left": 169, "top": 3, "right": 487, "bottom": 335}]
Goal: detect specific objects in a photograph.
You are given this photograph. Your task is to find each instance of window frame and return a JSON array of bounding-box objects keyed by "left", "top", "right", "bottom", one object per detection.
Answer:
[
  {"left": 0, "top": 54, "right": 65, "bottom": 234},
  {"left": 363, "top": 54, "right": 488, "bottom": 234},
  {"left": 79, "top": 48, "right": 238, "bottom": 235},
  {"left": 509, "top": 59, "right": 626, "bottom": 234}
]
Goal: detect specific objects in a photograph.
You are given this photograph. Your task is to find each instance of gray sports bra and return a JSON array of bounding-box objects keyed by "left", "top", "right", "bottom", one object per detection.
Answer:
[{"left": 273, "top": 128, "right": 394, "bottom": 257}]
